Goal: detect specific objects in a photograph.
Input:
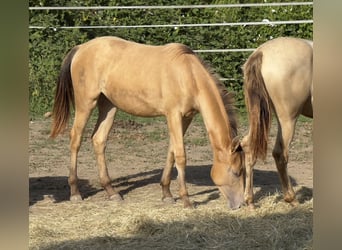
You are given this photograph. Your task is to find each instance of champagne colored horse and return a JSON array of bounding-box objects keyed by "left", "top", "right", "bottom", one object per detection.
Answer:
[
  {"left": 50, "top": 36, "right": 245, "bottom": 209},
  {"left": 240, "top": 37, "right": 313, "bottom": 208}
]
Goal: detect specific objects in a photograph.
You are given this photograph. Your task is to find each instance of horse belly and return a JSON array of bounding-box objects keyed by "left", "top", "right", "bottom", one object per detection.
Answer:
[{"left": 104, "top": 87, "right": 164, "bottom": 117}]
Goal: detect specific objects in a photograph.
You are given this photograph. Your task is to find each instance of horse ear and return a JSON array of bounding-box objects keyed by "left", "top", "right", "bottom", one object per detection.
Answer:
[{"left": 231, "top": 136, "right": 243, "bottom": 153}]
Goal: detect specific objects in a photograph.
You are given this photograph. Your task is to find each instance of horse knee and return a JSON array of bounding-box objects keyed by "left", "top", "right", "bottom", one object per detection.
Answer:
[
  {"left": 92, "top": 136, "right": 106, "bottom": 154},
  {"left": 175, "top": 155, "right": 186, "bottom": 168}
]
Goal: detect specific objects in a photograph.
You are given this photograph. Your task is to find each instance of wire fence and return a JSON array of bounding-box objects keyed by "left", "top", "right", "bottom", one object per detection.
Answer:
[
  {"left": 29, "top": 2, "right": 313, "bottom": 10},
  {"left": 29, "top": 2, "right": 313, "bottom": 54},
  {"left": 30, "top": 20, "right": 313, "bottom": 30}
]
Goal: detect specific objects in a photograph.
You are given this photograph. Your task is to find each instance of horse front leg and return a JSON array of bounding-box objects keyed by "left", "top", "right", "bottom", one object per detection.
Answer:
[
  {"left": 160, "top": 141, "right": 176, "bottom": 203},
  {"left": 160, "top": 116, "right": 193, "bottom": 205},
  {"left": 166, "top": 114, "right": 192, "bottom": 208},
  {"left": 244, "top": 160, "right": 255, "bottom": 209},
  {"left": 241, "top": 136, "right": 256, "bottom": 209},
  {"left": 92, "top": 96, "right": 122, "bottom": 202}
]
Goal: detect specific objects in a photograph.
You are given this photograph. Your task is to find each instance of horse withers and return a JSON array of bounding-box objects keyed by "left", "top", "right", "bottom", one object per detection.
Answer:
[
  {"left": 50, "top": 36, "right": 245, "bottom": 209},
  {"left": 240, "top": 37, "right": 313, "bottom": 208}
]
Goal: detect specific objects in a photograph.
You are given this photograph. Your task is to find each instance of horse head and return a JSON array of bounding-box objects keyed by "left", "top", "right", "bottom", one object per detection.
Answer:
[{"left": 211, "top": 136, "right": 245, "bottom": 210}]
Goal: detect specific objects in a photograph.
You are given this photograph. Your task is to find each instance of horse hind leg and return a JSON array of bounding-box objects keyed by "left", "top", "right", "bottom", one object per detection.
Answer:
[
  {"left": 272, "top": 118, "right": 298, "bottom": 205},
  {"left": 91, "top": 94, "right": 122, "bottom": 201},
  {"left": 69, "top": 99, "right": 96, "bottom": 201}
]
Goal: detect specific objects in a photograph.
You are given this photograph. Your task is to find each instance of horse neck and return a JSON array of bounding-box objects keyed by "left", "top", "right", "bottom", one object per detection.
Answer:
[{"left": 197, "top": 80, "right": 234, "bottom": 157}]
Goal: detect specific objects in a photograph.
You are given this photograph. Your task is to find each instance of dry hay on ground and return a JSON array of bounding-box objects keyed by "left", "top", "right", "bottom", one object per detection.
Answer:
[
  {"left": 29, "top": 117, "right": 313, "bottom": 249},
  {"left": 29, "top": 188, "right": 312, "bottom": 250}
]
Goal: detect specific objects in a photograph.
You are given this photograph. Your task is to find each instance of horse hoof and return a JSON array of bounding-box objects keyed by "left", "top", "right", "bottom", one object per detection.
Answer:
[
  {"left": 109, "top": 194, "right": 123, "bottom": 202},
  {"left": 289, "top": 199, "right": 299, "bottom": 207},
  {"left": 70, "top": 194, "right": 82, "bottom": 202},
  {"left": 248, "top": 203, "right": 256, "bottom": 210},
  {"left": 162, "top": 197, "right": 176, "bottom": 204}
]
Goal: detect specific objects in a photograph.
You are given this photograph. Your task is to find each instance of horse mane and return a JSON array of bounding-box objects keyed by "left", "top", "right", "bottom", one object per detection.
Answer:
[
  {"left": 164, "top": 43, "right": 196, "bottom": 61},
  {"left": 164, "top": 44, "right": 239, "bottom": 138},
  {"left": 200, "top": 60, "right": 238, "bottom": 138},
  {"left": 212, "top": 73, "right": 238, "bottom": 138}
]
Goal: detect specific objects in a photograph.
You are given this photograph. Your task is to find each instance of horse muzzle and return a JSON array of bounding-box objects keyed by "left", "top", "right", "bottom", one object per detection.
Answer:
[{"left": 218, "top": 185, "right": 244, "bottom": 210}]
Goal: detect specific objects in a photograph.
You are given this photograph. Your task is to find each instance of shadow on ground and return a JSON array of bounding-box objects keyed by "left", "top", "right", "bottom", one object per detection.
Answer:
[{"left": 29, "top": 165, "right": 312, "bottom": 206}]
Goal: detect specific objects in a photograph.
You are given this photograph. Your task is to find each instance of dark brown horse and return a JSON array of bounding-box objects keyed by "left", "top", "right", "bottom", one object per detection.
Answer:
[
  {"left": 50, "top": 36, "right": 245, "bottom": 209},
  {"left": 240, "top": 37, "right": 313, "bottom": 208}
]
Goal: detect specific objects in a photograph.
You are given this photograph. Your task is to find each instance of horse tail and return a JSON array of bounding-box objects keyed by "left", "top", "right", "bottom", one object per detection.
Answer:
[
  {"left": 50, "top": 46, "right": 79, "bottom": 138},
  {"left": 243, "top": 50, "right": 271, "bottom": 160}
]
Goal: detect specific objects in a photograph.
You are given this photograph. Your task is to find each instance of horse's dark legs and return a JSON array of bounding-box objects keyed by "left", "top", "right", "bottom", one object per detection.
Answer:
[
  {"left": 91, "top": 95, "right": 122, "bottom": 201},
  {"left": 273, "top": 118, "right": 297, "bottom": 204},
  {"left": 69, "top": 102, "right": 95, "bottom": 201},
  {"left": 162, "top": 114, "right": 193, "bottom": 208}
]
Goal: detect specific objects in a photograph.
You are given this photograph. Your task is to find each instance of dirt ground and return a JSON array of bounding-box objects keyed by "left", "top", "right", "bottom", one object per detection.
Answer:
[{"left": 29, "top": 114, "right": 312, "bottom": 207}]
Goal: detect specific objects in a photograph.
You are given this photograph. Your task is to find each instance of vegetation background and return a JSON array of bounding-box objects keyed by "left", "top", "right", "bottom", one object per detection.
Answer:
[{"left": 29, "top": 0, "right": 312, "bottom": 117}]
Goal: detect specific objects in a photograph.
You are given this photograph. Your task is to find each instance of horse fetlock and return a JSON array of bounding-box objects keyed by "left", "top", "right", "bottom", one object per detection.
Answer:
[
  {"left": 283, "top": 191, "right": 296, "bottom": 204},
  {"left": 244, "top": 193, "right": 254, "bottom": 206},
  {"left": 182, "top": 197, "right": 193, "bottom": 209},
  {"left": 289, "top": 199, "right": 299, "bottom": 207}
]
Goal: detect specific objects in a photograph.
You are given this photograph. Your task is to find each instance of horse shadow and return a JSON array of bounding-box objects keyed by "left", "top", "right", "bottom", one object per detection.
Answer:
[
  {"left": 29, "top": 176, "right": 99, "bottom": 206},
  {"left": 29, "top": 168, "right": 164, "bottom": 206},
  {"left": 108, "top": 164, "right": 312, "bottom": 205},
  {"left": 29, "top": 164, "right": 312, "bottom": 206},
  {"left": 182, "top": 165, "right": 312, "bottom": 204}
]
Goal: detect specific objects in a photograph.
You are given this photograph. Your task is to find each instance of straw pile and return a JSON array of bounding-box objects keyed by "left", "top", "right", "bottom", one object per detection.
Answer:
[{"left": 29, "top": 187, "right": 312, "bottom": 250}]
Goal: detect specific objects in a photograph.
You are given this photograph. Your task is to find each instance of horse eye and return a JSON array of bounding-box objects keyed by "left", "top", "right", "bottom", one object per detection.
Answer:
[{"left": 231, "top": 168, "right": 242, "bottom": 177}]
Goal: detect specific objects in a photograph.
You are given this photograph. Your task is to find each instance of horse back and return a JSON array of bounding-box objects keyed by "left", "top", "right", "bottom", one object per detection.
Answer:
[{"left": 69, "top": 36, "right": 202, "bottom": 117}]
